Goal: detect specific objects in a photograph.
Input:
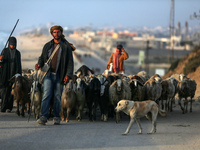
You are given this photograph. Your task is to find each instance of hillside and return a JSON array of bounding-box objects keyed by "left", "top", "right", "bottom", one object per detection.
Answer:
[{"left": 163, "top": 46, "right": 200, "bottom": 99}]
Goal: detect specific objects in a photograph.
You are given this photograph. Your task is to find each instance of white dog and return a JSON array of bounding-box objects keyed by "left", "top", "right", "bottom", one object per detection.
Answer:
[{"left": 115, "top": 100, "right": 167, "bottom": 135}]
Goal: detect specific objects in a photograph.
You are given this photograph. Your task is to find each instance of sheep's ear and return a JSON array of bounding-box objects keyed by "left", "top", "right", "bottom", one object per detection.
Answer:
[{"left": 125, "top": 101, "right": 129, "bottom": 105}]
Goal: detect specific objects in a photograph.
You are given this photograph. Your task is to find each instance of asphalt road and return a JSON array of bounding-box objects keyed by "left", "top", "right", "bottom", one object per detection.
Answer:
[{"left": 0, "top": 100, "right": 200, "bottom": 150}]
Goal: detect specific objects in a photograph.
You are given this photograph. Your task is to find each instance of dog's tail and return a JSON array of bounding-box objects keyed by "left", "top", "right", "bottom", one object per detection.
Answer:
[{"left": 158, "top": 109, "right": 167, "bottom": 117}]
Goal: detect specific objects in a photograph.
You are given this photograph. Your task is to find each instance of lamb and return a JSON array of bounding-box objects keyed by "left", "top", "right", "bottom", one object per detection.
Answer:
[
  {"left": 177, "top": 78, "right": 196, "bottom": 114},
  {"left": 61, "top": 80, "right": 77, "bottom": 122},
  {"left": 10, "top": 74, "right": 32, "bottom": 117}
]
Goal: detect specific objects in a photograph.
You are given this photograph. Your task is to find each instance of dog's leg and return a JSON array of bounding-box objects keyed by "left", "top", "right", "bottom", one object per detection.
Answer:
[
  {"left": 148, "top": 114, "right": 157, "bottom": 134},
  {"left": 135, "top": 118, "right": 142, "bottom": 134},
  {"left": 122, "top": 119, "right": 134, "bottom": 135}
]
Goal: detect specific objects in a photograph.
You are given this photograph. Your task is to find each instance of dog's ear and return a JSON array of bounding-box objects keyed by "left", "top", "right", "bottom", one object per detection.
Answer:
[{"left": 125, "top": 101, "right": 129, "bottom": 105}]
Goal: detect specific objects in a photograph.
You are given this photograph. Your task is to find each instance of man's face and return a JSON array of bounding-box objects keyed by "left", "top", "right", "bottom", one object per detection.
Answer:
[
  {"left": 116, "top": 48, "right": 121, "bottom": 53},
  {"left": 52, "top": 29, "right": 62, "bottom": 40},
  {"left": 9, "top": 45, "right": 16, "bottom": 50}
]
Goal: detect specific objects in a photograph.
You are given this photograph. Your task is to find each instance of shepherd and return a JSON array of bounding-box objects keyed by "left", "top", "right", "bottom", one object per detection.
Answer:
[{"left": 106, "top": 44, "right": 129, "bottom": 74}]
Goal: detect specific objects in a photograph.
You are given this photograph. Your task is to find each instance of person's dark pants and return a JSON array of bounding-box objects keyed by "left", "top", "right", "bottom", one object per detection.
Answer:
[{"left": 0, "top": 85, "right": 14, "bottom": 112}]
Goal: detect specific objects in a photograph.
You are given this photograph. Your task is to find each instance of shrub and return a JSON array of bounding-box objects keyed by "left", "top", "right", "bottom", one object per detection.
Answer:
[
  {"left": 184, "top": 55, "right": 200, "bottom": 75},
  {"left": 168, "top": 59, "right": 180, "bottom": 71}
]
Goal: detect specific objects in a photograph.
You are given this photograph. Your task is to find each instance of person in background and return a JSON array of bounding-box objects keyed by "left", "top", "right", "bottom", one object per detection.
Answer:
[
  {"left": 35, "top": 25, "right": 74, "bottom": 125},
  {"left": 0, "top": 36, "right": 22, "bottom": 112},
  {"left": 106, "top": 44, "right": 129, "bottom": 74}
]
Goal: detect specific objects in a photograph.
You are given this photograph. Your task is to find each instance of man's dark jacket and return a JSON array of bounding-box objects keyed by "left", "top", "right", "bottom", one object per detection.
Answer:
[
  {"left": 37, "top": 39, "right": 74, "bottom": 84},
  {"left": 0, "top": 48, "right": 22, "bottom": 88}
]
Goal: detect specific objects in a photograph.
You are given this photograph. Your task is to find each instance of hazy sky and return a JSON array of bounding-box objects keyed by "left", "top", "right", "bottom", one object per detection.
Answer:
[{"left": 0, "top": 0, "right": 199, "bottom": 32}]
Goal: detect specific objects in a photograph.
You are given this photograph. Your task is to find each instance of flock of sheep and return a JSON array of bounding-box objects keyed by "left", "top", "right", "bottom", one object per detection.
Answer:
[{"left": 10, "top": 69, "right": 197, "bottom": 123}]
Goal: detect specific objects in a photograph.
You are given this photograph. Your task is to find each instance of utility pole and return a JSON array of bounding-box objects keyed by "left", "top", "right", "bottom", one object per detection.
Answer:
[
  {"left": 169, "top": 0, "right": 175, "bottom": 63},
  {"left": 145, "top": 40, "right": 150, "bottom": 74}
]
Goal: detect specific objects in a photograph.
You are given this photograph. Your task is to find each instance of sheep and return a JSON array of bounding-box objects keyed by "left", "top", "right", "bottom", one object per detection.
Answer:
[
  {"left": 10, "top": 74, "right": 32, "bottom": 117},
  {"left": 177, "top": 78, "right": 197, "bottom": 114},
  {"left": 74, "top": 78, "right": 87, "bottom": 121},
  {"left": 144, "top": 78, "right": 162, "bottom": 103},
  {"left": 30, "top": 81, "right": 42, "bottom": 119},
  {"left": 75, "top": 65, "right": 94, "bottom": 77},
  {"left": 137, "top": 71, "right": 150, "bottom": 82},
  {"left": 109, "top": 78, "right": 132, "bottom": 122},
  {"left": 129, "top": 75, "right": 146, "bottom": 85},
  {"left": 121, "top": 75, "right": 130, "bottom": 84},
  {"left": 150, "top": 74, "right": 163, "bottom": 82},
  {"left": 128, "top": 79, "right": 145, "bottom": 101},
  {"left": 85, "top": 77, "right": 101, "bottom": 121},
  {"left": 61, "top": 80, "right": 77, "bottom": 122},
  {"left": 171, "top": 73, "right": 188, "bottom": 82},
  {"left": 96, "top": 74, "right": 110, "bottom": 121},
  {"left": 160, "top": 77, "right": 176, "bottom": 111}
]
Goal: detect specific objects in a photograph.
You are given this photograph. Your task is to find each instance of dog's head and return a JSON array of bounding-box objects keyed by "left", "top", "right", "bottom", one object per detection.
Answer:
[{"left": 115, "top": 100, "right": 129, "bottom": 112}]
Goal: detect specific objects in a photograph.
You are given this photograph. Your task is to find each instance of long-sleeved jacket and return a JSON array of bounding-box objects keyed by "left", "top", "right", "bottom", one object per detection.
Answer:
[
  {"left": 106, "top": 49, "right": 129, "bottom": 72},
  {"left": 0, "top": 48, "right": 22, "bottom": 88},
  {"left": 37, "top": 39, "right": 74, "bottom": 84}
]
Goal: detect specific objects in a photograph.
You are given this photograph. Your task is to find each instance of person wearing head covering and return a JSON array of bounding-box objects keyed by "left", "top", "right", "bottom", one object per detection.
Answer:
[
  {"left": 106, "top": 44, "right": 129, "bottom": 74},
  {"left": 0, "top": 36, "right": 22, "bottom": 112},
  {"left": 35, "top": 25, "right": 75, "bottom": 125}
]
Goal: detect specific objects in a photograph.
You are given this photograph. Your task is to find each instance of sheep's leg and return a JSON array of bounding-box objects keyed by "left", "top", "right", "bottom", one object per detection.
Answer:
[
  {"left": 184, "top": 98, "right": 188, "bottom": 113},
  {"left": 88, "top": 103, "right": 93, "bottom": 121},
  {"left": 116, "top": 112, "right": 120, "bottom": 123},
  {"left": 16, "top": 100, "right": 20, "bottom": 116},
  {"left": 170, "top": 97, "right": 174, "bottom": 112},
  {"left": 76, "top": 106, "right": 82, "bottom": 121},
  {"left": 21, "top": 101, "right": 25, "bottom": 117},
  {"left": 190, "top": 97, "right": 193, "bottom": 112},
  {"left": 61, "top": 108, "right": 65, "bottom": 121},
  {"left": 27, "top": 102, "right": 30, "bottom": 115},
  {"left": 178, "top": 98, "right": 184, "bottom": 114},
  {"left": 66, "top": 108, "right": 71, "bottom": 122},
  {"left": 161, "top": 99, "right": 164, "bottom": 110},
  {"left": 93, "top": 101, "right": 97, "bottom": 121}
]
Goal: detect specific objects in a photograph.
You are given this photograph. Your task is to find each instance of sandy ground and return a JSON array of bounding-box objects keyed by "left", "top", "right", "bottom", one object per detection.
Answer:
[{"left": 16, "top": 34, "right": 52, "bottom": 69}]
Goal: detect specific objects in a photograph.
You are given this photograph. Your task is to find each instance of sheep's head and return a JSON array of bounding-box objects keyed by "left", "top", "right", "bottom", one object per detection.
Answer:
[
  {"left": 116, "top": 79, "right": 122, "bottom": 92},
  {"left": 76, "top": 78, "right": 86, "bottom": 92},
  {"left": 66, "top": 80, "right": 74, "bottom": 92}
]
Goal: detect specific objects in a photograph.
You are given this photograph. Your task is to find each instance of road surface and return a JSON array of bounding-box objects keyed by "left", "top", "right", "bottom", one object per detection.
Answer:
[{"left": 0, "top": 100, "right": 200, "bottom": 150}]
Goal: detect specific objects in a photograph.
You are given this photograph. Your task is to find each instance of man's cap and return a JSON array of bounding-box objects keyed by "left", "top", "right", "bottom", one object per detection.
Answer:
[
  {"left": 50, "top": 25, "right": 63, "bottom": 34},
  {"left": 9, "top": 36, "right": 17, "bottom": 46}
]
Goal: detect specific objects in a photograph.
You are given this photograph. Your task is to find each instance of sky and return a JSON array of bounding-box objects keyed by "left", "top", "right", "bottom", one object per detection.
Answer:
[{"left": 0, "top": 0, "right": 200, "bottom": 32}]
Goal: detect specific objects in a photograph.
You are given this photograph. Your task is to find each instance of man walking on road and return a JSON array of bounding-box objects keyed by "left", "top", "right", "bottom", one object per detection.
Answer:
[{"left": 35, "top": 25, "right": 74, "bottom": 125}]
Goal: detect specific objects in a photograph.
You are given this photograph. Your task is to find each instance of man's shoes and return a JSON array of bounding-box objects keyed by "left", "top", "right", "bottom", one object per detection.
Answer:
[
  {"left": 36, "top": 116, "right": 47, "bottom": 125},
  {"left": 53, "top": 117, "right": 60, "bottom": 125}
]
